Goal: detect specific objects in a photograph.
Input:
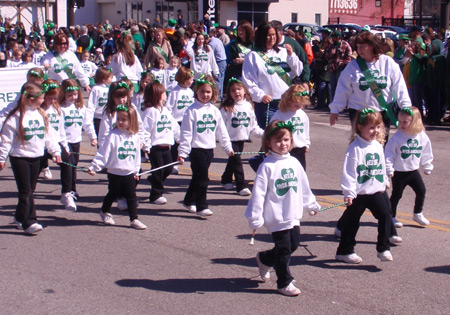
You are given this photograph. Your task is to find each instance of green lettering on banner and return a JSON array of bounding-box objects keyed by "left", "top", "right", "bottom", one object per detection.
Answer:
[{"left": 0, "top": 92, "right": 20, "bottom": 103}]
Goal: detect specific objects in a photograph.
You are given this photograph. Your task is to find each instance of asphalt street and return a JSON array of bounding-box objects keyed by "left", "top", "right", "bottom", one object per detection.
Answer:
[{"left": 0, "top": 106, "right": 449, "bottom": 314}]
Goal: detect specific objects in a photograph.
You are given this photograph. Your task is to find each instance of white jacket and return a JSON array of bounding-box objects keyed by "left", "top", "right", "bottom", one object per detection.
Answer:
[
  {"left": 341, "top": 135, "right": 388, "bottom": 199},
  {"left": 178, "top": 100, "right": 232, "bottom": 158},
  {"left": 89, "top": 128, "right": 141, "bottom": 176},
  {"left": 271, "top": 109, "right": 311, "bottom": 148},
  {"left": 0, "top": 107, "right": 61, "bottom": 161},
  {"left": 220, "top": 100, "right": 264, "bottom": 141},
  {"left": 165, "top": 85, "right": 195, "bottom": 122},
  {"left": 242, "top": 47, "right": 303, "bottom": 102},
  {"left": 245, "top": 151, "right": 320, "bottom": 233},
  {"left": 385, "top": 130, "right": 433, "bottom": 175}
]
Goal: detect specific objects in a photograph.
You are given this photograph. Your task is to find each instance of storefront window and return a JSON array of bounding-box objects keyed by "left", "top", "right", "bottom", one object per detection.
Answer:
[{"left": 237, "top": 2, "right": 269, "bottom": 27}]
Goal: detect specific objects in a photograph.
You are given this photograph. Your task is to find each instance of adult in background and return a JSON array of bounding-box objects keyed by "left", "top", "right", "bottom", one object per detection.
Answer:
[
  {"left": 216, "top": 26, "right": 230, "bottom": 46},
  {"left": 242, "top": 21, "right": 303, "bottom": 129},
  {"left": 325, "top": 30, "right": 352, "bottom": 102},
  {"left": 329, "top": 31, "right": 411, "bottom": 130},
  {"left": 110, "top": 32, "right": 143, "bottom": 91},
  {"left": 41, "top": 33, "right": 90, "bottom": 92},
  {"left": 76, "top": 25, "right": 93, "bottom": 54},
  {"left": 58, "top": 27, "right": 77, "bottom": 53},
  {"left": 208, "top": 27, "right": 227, "bottom": 97},
  {"left": 143, "top": 27, "right": 173, "bottom": 70},
  {"left": 226, "top": 20, "right": 254, "bottom": 81}
]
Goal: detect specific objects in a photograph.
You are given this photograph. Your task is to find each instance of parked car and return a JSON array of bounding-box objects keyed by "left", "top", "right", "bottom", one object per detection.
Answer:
[
  {"left": 322, "top": 23, "right": 362, "bottom": 38},
  {"left": 283, "top": 23, "right": 325, "bottom": 38},
  {"left": 370, "top": 25, "right": 406, "bottom": 34}
]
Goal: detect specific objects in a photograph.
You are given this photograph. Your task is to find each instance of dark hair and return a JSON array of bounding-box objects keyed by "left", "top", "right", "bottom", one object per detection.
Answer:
[
  {"left": 193, "top": 32, "right": 210, "bottom": 55},
  {"left": 254, "top": 21, "right": 279, "bottom": 52},
  {"left": 237, "top": 20, "right": 254, "bottom": 45},
  {"left": 138, "top": 72, "right": 154, "bottom": 93},
  {"left": 355, "top": 32, "right": 383, "bottom": 59},
  {"left": 262, "top": 120, "right": 293, "bottom": 153},
  {"left": 143, "top": 81, "right": 166, "bottom": 109},
  {"left": 94, "top": 67, "right": 114, "bottom": 85},
  {"left": 220, "top": 80, "right": 253, "bottom": 112},
  {"left": 104, "top": 81, "right": 129, "bottom": 116}
]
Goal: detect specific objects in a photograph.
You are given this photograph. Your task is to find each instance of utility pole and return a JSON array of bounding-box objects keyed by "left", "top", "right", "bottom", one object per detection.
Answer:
[{"left": 440, "top": 0, "right": 449, "bottom": 30}]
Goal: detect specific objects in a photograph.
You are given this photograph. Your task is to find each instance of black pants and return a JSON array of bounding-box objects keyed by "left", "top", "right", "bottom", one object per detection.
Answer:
[
  {"left": 40, "top": 144, "right": 73, "bottom": 193},
  {"left": 336, "top": 191, "right": 394, "bottom": 255},
  {"left": 10, "top": 156, "right": 42, "bottom": 230},
  {"left": 259, "top": 226, "right": 300, "bottom": 289},
  {"left": 148, "top": 146, "right": 173, "bottom": 201},
  {"left": 68, "top": 142, "right": 80, "bottom": 192},
  {"left": 390, "top": 170, "right": 426, "bottom": 216},
  {"left": 290, "top": 147, "right": 307, "bottom": 171},
  {"left": 94, "top": 118, "right": 101, "bottom": 139},
  {"left": 103, "top": 173, "right": 138, "bottom": 221},
  {"left": 255, "top": 100, "right": 280, "bottom": 129},
  {"left": 221, "top": 141, "right": 246, "bottom": 192},
  {"left": 183, "top": 148, "right": 213, "bottom": 211}
]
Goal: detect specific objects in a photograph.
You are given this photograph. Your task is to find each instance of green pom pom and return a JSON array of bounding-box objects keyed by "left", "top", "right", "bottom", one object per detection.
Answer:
[
  {"left": 47, "top": 30, "right": 54, "bottom": 36},
  {"left": 49, "top": 22, "right": 55, "bottom": 28},
  {"left": 43, "top": 24, "right": 48, "bottom": 30}
]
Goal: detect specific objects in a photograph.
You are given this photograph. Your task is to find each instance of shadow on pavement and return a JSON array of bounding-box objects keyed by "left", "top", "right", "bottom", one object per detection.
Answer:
[{"left": 424, "top": 265, "right": 450, "bottom": 275}]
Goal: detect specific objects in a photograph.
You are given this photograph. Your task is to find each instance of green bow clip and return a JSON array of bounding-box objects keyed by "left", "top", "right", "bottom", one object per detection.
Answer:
[
  {"left": 359, "top": 108, "right": 376, "bottom": 124},
  {"left": 195, "top": 74, "right": 215, "bottom": 87},
  {"left": 228, "top": 77, "right": 243, "bottom": 86},
  {"left": 116, "top": 104, "right": 128, "bottom": 112},
  {"left": 65, "top": 86, "right": 80, "bottom": 92},
  {"left": 268, "top": 121, "right": 295, "bottom": 137},
  {"left": 28, "top": 69, "right": 43, "bottom": 79},
  {"left": 113, "top": 82, "right": 130, "bottom": 91},
  {"left": 400, "top": 107, "right": 414, "bottom": 116},
  {"left": 42, "top": 83, "right": 60, "bottom": 91},
  {"left": 297, "top": 91, "right": 310, "bottom": 96}
]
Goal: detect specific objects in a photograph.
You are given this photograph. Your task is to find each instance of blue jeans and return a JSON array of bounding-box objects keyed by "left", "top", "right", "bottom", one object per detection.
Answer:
[
  {"left": 254, "top": 100, "right": 280, "bottom": 129},
  {"left": 316, "top": 79, "right": 331, "bottom": 108},
  {"left": 216, "top": 59, "right": 227, "bottom": 98},
  {"left": 329, "top": 69, "right": 343, "bottom": 102}
]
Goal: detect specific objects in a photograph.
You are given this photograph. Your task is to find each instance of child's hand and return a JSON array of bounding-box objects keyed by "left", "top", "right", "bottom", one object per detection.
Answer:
[
  {"left": 330, "top": 113, "right": 339, "bottom": 126},
  {"left": 177, "top": 156, "right": 184, "bottom": 165},
  {"left": 91, "top": 139, "right": 97, "bottom": 147},
  {"left": 87, "top": 169, "right": 95, "bottom": 176},
  {"left": 229, "top": 151, "right": 234, "bottom": 157},
  {"left": 285, "top": 43, "right": 293, "bottom": 56},
  {"left": 344, "top": 197, "right": 353, "bottom": 206},
  {"left": 305, "top": 147, "right": 309, "bottom": 153},
  {"left": 0, "top": 162, "right": 5, "bottom": 171},
  {"left": 54, "top": 155, "right": 62, "bottom": 164},
  {"left": 85, "top": 86, "right": 91, "bottom": 93},
  {"left": 134, "top": 175, "right": 140, "bottom": 181}
]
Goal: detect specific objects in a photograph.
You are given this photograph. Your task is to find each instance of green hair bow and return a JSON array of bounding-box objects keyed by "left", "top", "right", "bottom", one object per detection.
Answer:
[
  {"left": 268, "top": 121, "right": 295, "bottom": 137},
  {"left": 65, "top": 86, "right": 80, "bottom": 92},
  {"left": 359, "top": 108, "right": 376, "bottom": 123},
  {"left": 228, "top": 77, "right": 243, "bottom": 86},
  {"left": 400, "top": 107, "right": 414, "bottom": 116},
  {"left": 116, "top": 104, "right": 128, "bottom": 112},
  {"left": 297, "top": 91, "right": 310, "bottom": 97},
  {"left": 195, "top": 74, "right": 215, "bottom": 87},
  {"left": 113, "top": 82, "right": 130, "bottom": 91}
]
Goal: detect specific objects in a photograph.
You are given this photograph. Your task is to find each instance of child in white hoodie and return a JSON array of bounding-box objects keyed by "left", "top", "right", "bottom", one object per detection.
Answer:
[{"left": 245, "top": 120, "right": 320, "bottom": 296}]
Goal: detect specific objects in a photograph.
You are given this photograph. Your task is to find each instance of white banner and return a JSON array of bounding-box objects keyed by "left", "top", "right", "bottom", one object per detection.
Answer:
[{"left": 0, "top": 68, "right": 30, "bottom": 109}]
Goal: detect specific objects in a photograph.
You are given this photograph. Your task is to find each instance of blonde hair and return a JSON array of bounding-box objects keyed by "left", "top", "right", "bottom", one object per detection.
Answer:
[
  {"left": 399, "top": 106, "right": 424, "bottom": 135},
  {"left": 278, "top": 84, "right": 310, "bottom": 112},
  {"left": 262, "top": 120, "right": 294, "bottom": 153},
  {"left": 115, "top": 106, "right": 139, "bottom": 134},
  {"left": 351, "top": 109, "right": 386, "bottom": 144}
]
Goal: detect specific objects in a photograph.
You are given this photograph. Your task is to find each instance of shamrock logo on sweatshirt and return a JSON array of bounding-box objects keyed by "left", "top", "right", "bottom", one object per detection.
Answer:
[
  {"left": 195, "top": 51, "right": 208, "bottom": 62},
  {"left": 275, "top": 168, "right": 298, "bottom": 196},
  {"left": 118, "top": 141, "right": 136, "bottom": 160},
  {"left": 64, "top": 110, "right": 83, "bottom": 127},
  {"left": 290, "top": 117, "right": 304, "bottom": 134},
  {"left": 231, "top": 112, "right": 250, "bottom": 128},
  {"left": 177, "top": 95, "right": 193, "bottom": 110},
  {"left": 358, "top": 69, "right": 387, "bottom": 91},
  {"left": 196, "top": 114, "right": 216, "bottom": 133},
  {"left": 156, "top": 115, "right": 172, "bottom": 132},
  {"left": 265, "top": 57, "right": 291, "bottom": 75},
  {"left": 53, "top": 60, "right": 74, "bottom": 74},
  {"left": 400, "top": 139, "right": 422, "bottom": 159},
  {"left": 24, "top": 120, "right": 45, "bottom": 141},
  {"left": 98, "top": 96, "right": 108, "bottom": 108},
  {"left": 48, "top": 113, "right": 60, "bottom": 131},
  {"left": 357, "top": 153, "right": 384, "bottom": 184}
]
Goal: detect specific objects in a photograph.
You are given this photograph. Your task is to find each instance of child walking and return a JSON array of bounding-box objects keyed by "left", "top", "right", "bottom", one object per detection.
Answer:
[
  {"left": 132, "top": 71, "right": 154, "bottom": 116},
  {"left": 335, "top": 109, "right": 399, "bottom": 264},
  {"left": 245, "top": 120, "right": 320, "bottom": 296},
  {"left": 165, "top": 56, "right": 181, "bottom": 93},
  {"left": 271, "top": 84, "right": 311, "bottom": 170},
  {"left": 40, "top": 80, "right": 78, "bottom": 211},
  {"left": 59, "top": 79, "right": 97, "bottom": 197},
  {"left": 87, "top": 67, "right": 114, "bottom": 136},
  {"left": 0, "top": 82, "right": 61, "bottom": 234},
  {"left": 219, "top": 77, "right": 264, "bottom": 196},
  {"left": 177, "top": 74, "right": 233, "bottom": 216},
  {"left": 88, "top": 105, "right": 147, "bottom": 230},
  {"left": 150, "top": 56, "right": 166, "bottom": 85},
  {"left": 385, "top": 106, "right": 433, "bottom": 227},
  {"left": 141, "top": 82, "right": 180, "bottom": 204}
]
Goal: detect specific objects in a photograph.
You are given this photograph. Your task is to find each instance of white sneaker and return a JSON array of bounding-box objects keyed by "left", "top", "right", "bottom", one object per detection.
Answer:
[
  {"left": 336, "top": 253, "right": 363, "bottom": 264},
  {"left": 196, "top": 209, "right": 213, "bottom": 216},
  {"left": 413, "top": 213, "right": 430, "bottom": 226},
  {"left": 389, "top": 235, "right": 403, "bottom": 244},
  {"left": 256, "top": 252, "right": 271, "bottom": 282},
  {"left": 100, "top": 212, "right": 115, "bottom": 225},
  {"left": 42, "top": 167, "right": 52, "bottom": 179},
  {"left": 392, "top": 217, "right": 403, "bottom": 228},
  {"left": 183, "top": 204, "right": 197, "bottom": 213},
  {"left": 238, "top": 188, "right": 252, "bottom": 196},
  {"left": 130, "top": 219, "right": 147, "bottom": 230},
  {"left": 221, "top": 183, "right": 234, "bottom": 190},
  {"left": 116, "top": 198, "right": 128, "bottom": 211},
  {"left": 12, "top": 217, "right": 22, "bottom": 229},
  {"left": 377, "top": 250, "right": 393, "bottom": 262},
  {"left": 151, "top": 196, "right": 167, "bottom": 205},
  {"left": 24, "top": 223, "right": 43, "bottom": 235},
  {"left": 172, "top": 166, "right": 179, "bottom": 174},
  {"left": 278, "top": 281, "right": 301, "bottom": 296},
  {"left": 334, "top": 227, "right": 342, "bottom": 238},
  {"left": 61, "top": 192, "right": 77, "bottom": 211}
]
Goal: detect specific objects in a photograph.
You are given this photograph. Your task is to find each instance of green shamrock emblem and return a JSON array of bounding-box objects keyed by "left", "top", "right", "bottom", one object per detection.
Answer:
[
  {"left": 176, "top": 95, "right": 193, "bottom": 110},
  {"left": 64, "top": 110, "right": 83, "bottom": 127},
  {"left": 291, "top": 117, "right": 304, "bottom": 134},
  {"left": 196, "top": 114, "right": 216, "bottom": 133},
  {"left": 156, "top": 115, "right": 172, "bottom": 132},
  {"left": 356, "top": 153, "right": 384, "bottom": 184},
  {"left": 169, "top": 73, "right": 176, "bottom": 82},
  {"left": 195, "top": 52, "right": 209, "bottom": 62},
  {"left": 118, "top": 141, "right": 136, "bottom": 160},
  {"left": 98, "top": 96, "right": 108, "bottom": 108},
  {"left": 275, "top": 168, "right": 298, "bottom": 196},
  {"left": 358, "top": 70, "right": 388, "bottom": 91},
  {"left": 23, "top": 120, "right": 45, "bottom": 141},
  {"left": 54, "top": 60, "right": 74, "bottom": 74},
  {"left": 231, "top": 112, "right": 250, "bottom": 128},
  {"left": 401, "top": 139, "right": 422, "bottom": 159},
  {"left": 48, "top": 113, "right": 60, "bottom": 131}
]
